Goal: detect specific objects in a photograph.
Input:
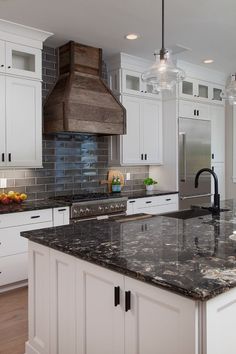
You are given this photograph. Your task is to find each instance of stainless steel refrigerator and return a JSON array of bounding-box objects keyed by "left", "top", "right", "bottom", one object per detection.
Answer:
[{"left": 179, "top": 117, "right": 211, "bottom": 210}]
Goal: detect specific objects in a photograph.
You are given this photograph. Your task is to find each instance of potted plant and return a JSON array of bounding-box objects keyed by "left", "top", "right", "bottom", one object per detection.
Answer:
[
  {"left": 143, "top": 178, "right": 158, "bottom": 191},
  {"left": 111, "top": 176, "right": 122, "bottom": 193}
]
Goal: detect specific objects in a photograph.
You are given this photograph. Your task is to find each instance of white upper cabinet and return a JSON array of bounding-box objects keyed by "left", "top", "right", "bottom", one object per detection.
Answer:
[
  {"left": 0, "top": 40, "right": 5, "bottom": 73},
  {"left": 0, "top": 19, "right": 52, "bottom": 168},
  {"left": 179, "top": 78, "right": 225, "bottom": 104},
  {"left": 121, "top": 95, "right": 163, "bottom": 165},
  {"left": 179, "top": 99, "right": 209, "bottom": 120},
  {"left": 122, "top": 69, "right": 160, "bottom": 98},
  {"left": 210, "top": 105, "right": 225, "bottom": 163},
  {"left": 6, "top": 42, "right": 41, "bottom": 79},
  {"left": 6, "top": 76, "right": 42, "bottom": 167}
]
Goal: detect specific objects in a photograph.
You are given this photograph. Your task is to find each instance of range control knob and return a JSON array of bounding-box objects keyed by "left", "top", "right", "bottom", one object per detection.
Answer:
[
  {"left": 110, "top": 205, "right": 115, "bottom": 210},
  {"left": 85, "top": 208, "right": 90, "bottom": 213},
  {"left": 79, "top": 208, "right": 85, "bottom": 214}
]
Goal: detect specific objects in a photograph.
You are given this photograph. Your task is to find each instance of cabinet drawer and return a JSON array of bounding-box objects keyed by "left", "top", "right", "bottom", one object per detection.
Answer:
[
  {"left": 0, "top": 209, "right": 53, "bottom": 229},
  {"left": 0, "top": 221, "right": 53, "bottom": 257},
  {"left": 0, "top": 253, "right": 28, "bottom": 286},
  {"left": 132, "top": 194, "right": 178, "bottom": 208},
  {"left": 137, "top": 203, "right": 178, "bottom": 215},
  {"left": 53, "top": 207, "right": 70, "bottom": 226}
]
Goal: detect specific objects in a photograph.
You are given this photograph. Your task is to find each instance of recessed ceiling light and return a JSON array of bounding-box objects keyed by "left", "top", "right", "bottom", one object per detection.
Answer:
[
  {"left": 125, "top": 33, "right": 140, "bottom": 40},
  {"left": 203, "top": 59, "right": 214, "bottom": 64}
]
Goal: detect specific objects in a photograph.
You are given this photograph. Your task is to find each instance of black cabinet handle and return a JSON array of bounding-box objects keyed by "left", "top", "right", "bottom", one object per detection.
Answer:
[
  {"left": 30, "top": 215, "right": 40, "bottom": 219},
  {"left": 141, "top": 154, "right": 144, "bottom": 160},
  {"left": 8, "top": 153, "right": 11, "bottom": 162},
  {"left": 212, "top": 153, "right": 215, "bottom": 160},
  {"left": 58, "top": 208, "right": 67, "bottom": 212},
  {"left": 194, "top": 109, "right": 196, "bottom": 116},
  {"left": 165, "top": 198, "right": 171, "bottom": 201},
  {"left": 212, "top": 166, "right": 215, "bottom": 172},
  {"left": 125, "top": 291, "right": 131, "bottom": 312},
  {"left": 7, "top": 66, "right": 11, "bottom": 69},
  {"left": 146, "top": 201, "right": 152, "bottom": 204},
  {"left": 0, "top": 64, "right": 4, "bottom": 67},
  {"left": 197, "top": 110, "right": 199, "bottom": 116},
  {"left": 145, "top": 154, "right": 147, "bottom": 160},
  {"left": 1, "top": 153, "right": 4, "bottom": 162},
  {"left": 129, "top": 201, "right": 136, "bottom": 204},
  {"left": 114, "top": 286, "right": 120, "bottom": 307}
]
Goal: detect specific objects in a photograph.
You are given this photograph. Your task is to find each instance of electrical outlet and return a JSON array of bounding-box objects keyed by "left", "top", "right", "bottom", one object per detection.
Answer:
[
  {"left": 0, "top": 178, "right": 7, "bottom": 188},
  {"left": 126, "top": 173, "right": 131, "bottom": 181}
]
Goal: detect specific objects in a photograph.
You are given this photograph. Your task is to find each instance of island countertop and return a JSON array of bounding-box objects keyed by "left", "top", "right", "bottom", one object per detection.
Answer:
[{"left": 21, "top": 200, "right": 236, "bottom": 301}]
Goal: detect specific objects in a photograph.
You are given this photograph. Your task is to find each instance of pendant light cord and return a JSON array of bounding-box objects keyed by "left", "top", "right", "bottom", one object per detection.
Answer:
[{"left": 160, "top": 0, "right": 166, "bottom": 59}]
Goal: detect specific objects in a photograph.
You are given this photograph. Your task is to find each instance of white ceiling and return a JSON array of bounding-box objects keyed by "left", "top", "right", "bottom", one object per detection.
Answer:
[{"left": 1, "top": 0, "right": 236, "bottom": 75}]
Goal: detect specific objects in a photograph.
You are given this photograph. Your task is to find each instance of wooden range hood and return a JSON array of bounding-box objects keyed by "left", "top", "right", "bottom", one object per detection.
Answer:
[{"left": 44, "top": 41, "right": 126, "bottom": 135}]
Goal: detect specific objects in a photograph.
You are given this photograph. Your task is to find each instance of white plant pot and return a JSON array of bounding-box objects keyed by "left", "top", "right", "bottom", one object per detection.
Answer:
[{"left": 146, "top": 185, "right": 154, "bottom": 191}]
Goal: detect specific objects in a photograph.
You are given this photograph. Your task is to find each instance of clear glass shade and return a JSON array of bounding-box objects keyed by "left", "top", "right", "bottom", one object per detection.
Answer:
[
  {"left": 142, "top": 51, "right": 185, "bottom": 91},
  {"left": 223, "top": 75, "right": 236, "bottom": 105}
]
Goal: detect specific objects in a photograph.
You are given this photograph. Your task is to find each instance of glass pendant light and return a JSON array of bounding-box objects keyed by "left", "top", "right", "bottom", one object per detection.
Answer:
[
  {"left": 223, "top": 74, "right": 236, "bottom": 105},
  {"left": 142, "top": 0, "right": 185, "bottom": 91}
]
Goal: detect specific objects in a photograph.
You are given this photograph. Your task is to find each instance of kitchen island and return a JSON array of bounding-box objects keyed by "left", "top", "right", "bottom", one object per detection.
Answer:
[{"left": 22, "top": 200, "right": 236, "bottom": 354}]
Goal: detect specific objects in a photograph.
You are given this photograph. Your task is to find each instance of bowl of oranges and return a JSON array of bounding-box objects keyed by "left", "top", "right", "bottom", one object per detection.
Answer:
[{"left": 0, "top": 191, "right": 27, "bottom": 204}]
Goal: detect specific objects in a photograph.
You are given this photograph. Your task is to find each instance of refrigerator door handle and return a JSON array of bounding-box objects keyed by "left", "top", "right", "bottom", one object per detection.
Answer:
[
  {"left": 179, "top": 132, "right": 187, "bottom": 182},
  {"left": 180, "top": 193, "right": 212, "bottom": 200}
]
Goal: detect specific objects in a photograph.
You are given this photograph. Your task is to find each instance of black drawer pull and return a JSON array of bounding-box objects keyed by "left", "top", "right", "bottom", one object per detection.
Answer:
[
  {"left": 129, "top": 201, "right": 136, "bottom": 204},
  {"left": 212, "top": 153, "right": 214, "bottom": 159},
  {"left": 145, "top": 154, "right": 147, "bottom": 160},
  {"left": 1, "top": 153, "right": 4, "bottom": 162},
  {"left": 125, "top": 291, "right": 131, "bottom": 312},
  {"left": 165, "top": 198, "right": 171, "bottom": 201},
  {"left": 146, "top": 201, "right": 152, "bottom": 204},
  {"left": 8, "top": 153, "right": 11, "bottom": 162},
  {"left": 114, "top": 286, "right": 120, "bottom": 307},
  {"left": 58, "top": 208, "right": 67, "bottom": 212},
  {"left": 194, "top": 109, "right": 196, "bottom": 116},
  {"left": 31, "top": 215, "right": 40, "bottom": 219},
  {"left": 141, "top": 154, "right": 144, "bottom": 160}
]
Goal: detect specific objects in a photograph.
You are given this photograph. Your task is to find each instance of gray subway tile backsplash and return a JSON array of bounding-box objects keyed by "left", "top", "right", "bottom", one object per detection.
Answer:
[{"left": 0, "top": 46, "right": 149, "bottom": 200}]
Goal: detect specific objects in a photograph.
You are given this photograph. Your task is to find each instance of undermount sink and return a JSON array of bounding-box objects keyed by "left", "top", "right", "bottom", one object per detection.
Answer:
[{"left": 161, "top": 209, "right": 212, "bottom": 220}]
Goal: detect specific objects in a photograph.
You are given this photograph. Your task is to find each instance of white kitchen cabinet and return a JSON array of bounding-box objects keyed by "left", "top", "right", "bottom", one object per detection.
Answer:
[
  {"left": 210, "top": 105, "right": 225, "bottom": 163},
  {"left": 6, "top": 76, "right": 42, "bottom": 167},
  {"left": 77, "top": 259, "right": 124, "bottom": 354},
  {"left": 6, "top": 42, "right": 41, "bottom": 79},
  {"left": 212, "top": 163, "right": 225, "bottom": 200},
  {"left": 127, "top": 194, "right": 178, "bottom": 215},
  {"left": 179, "top": 78, "right": 224, "bottom": 105},
  {"left": 0, "top": 40, "right": 5, "bottom": 73},
  {"left": 50, "top": 250, "right": 77, "bottom": 354},
  {"left": 53, "top": 207, "right": 70, "bottom": 226},
  {"left": 0, "top": 75, "right": 6, "bottom": 167},
  {"left": 179, "top": 99, "right": 209, "bottom": 119},
  {"left": 125, "top": 276, "right": 196, "bottom": 354},
  {"left": 122, "top": 69, "right": 160, "bottom": 99},
  {"left": 0, "top": 207, "right": 70, "bottom": 291},
  {"left": 110, "top": 95, "right": 163, "bottom": 166}
]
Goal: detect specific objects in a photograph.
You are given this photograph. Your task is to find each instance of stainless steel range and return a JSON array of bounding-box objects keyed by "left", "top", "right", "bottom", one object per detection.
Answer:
[{"left": 52, "top": 193, "right": 127, "bottom": 222}]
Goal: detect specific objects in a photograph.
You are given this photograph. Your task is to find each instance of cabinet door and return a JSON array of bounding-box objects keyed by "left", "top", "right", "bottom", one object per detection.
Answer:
[
  {"left": 122, "top": 69, "right": 143, "bottom": 95},
  {"left": 179, "top": 79, "right": 194, "bottom": 99},
  {"left": 196, "top": 81, "right": 209, "bottom": 100},
  {"left": 197, "top": 102, "right": 209, "bottom": 119},
  {"left": 140, "top": 99, "right": 163, "bottom": 164},
  {"left": 77, "top": 260, "right": 124, "bottom": 354},
  {"left": 0, "top": 253, "right": 28, "bottom": 286},
  {"left": 212, "top": 163, "right": 225, "bottom": 200},
  {"left": 0, "top": 40, "right": 5, "bottom": 73},
  {"left": 125, "top": 277, "right": 196, "bottom": 354},
  {"left": 211, "top": 84, "right": 224, "bottom": 103},
  {"left": 210, "top": 105, "right": 225, "bottom": 162},
  {"left": 179, "top": 100, "right": 195, "bottom": 118},
  {"left": 122, "top": 95, "right": 141, "bottom": 164},
  {"left": 6, "top": 76, "right": 42, "bottom": 167},
  {"left": 6, "top": 42, "right": 41, "bottom": 79},
  {"left": 50, "top": 250, "right": 77, "bottom": 354},
  {"left": 0, "top": 75, "right": 6, "bottom": 167},
  {"left": 53, "top": 207, "right": 70, "bottom": 226}
]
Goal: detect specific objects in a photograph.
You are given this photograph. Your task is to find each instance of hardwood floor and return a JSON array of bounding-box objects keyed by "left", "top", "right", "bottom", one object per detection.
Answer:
[{"left": 0, "top": 287, "right": 28, "bottom": 354}]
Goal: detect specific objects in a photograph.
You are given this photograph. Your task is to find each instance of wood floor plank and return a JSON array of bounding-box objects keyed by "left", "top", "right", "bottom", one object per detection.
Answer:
[{"left": 0, "top": 287, "right": 28, "bottom": 354}]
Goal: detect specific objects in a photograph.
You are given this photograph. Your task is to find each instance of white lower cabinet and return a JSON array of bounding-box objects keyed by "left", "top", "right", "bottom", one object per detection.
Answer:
[
  {"left": 26, "top": 243, "right": 199, "bottom": 354},
  {"left": 127, "top": 194, "right": 179, "bottom": 215},
  {"left": 0, "top": 207, "right": 69, "bottom": 290}
]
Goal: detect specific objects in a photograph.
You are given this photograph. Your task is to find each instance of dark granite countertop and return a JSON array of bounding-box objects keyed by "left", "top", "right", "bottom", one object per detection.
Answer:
[
  {"left": 21, "top": 200, "right": 236, "bottom": 301},
  {"left": 0, "top": 199, "right": 71, "bottom": 215},
  {"left": 121, "top": 190, "right": 179, "bottom": 199}
]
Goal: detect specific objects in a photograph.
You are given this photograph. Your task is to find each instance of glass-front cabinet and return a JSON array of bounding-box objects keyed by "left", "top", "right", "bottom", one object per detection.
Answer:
[
  {"left": 179, "top": 78, "right": 224, "bottom": 104},
  {"left": 122, "top": 69, "right": 160, "bottom": 98},
  {"left": 6, "top": 42, "right": 41, "bottom": 79}
]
